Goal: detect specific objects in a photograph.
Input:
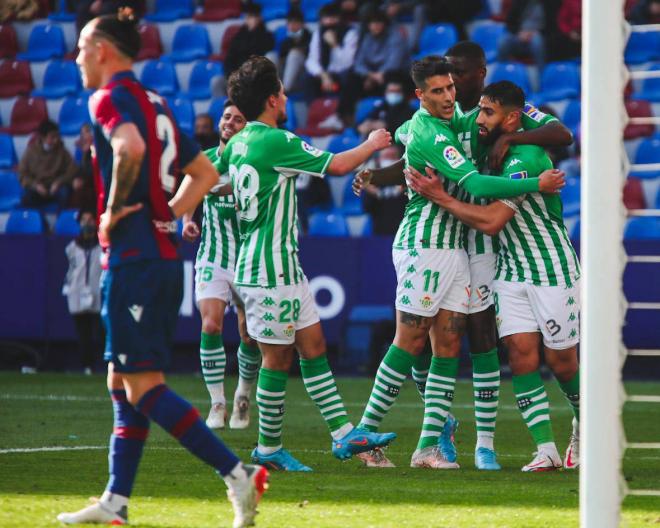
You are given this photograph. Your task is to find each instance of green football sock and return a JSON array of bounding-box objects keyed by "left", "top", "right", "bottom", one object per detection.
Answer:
[
  {"left": 359, "top": 345, "right": 416, "bottom": 432},
  {"left": 300, "top": 355, "right": 352, "bottom": 440},
  {"left": 256, "top": 368, "right": 288, "bottom": 453},
  {"left": 200, "top": 332, "right": 226, "bottom": 404},
  {"left": 471, "top": 348, "right": 500, "bottom": 448},
  {"left": 557, "top": 370, "right": 580, "bottom": 422},
  {"left": 417, "top": 356, "right": 459, "bottom": 450},
  {"left": 513, "top": 371, "right": 555, "bottom": 446},
  {"left": 412, "top": 352, "right": 431, "bottom": 401}
]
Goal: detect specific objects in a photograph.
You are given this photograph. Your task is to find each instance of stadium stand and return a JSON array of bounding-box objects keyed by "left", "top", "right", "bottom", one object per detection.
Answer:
[
  {"left": 624, "top": 29, "right": 660, "bottom": 64},
  {"left": 624, "top": 216, "right": 660, "bottom": 239},
  {"left": 253, "top": 0, "right": 290, "bottom": 22},
  {"left": 629, "top": 136, "right": 660, "bottom": 179},
  {"left": 140, "top": 59, "right": 178, "bottom": 96},
  {"left": 0, "top": 133, "right": 17, "bottom": 168},
  {"left": 57, "top": 96, "right": 91, "bottom": 136},
  {"left": 3, "top": 96, "right": 47, "bottom": 135},
  {"left": 53, "top": 208, "right": 79, "bottom": 236},
  {"left": 185, "top": 60, "right": 223, "bottom": 100},
  {"left": 165, "top": 96, "right": 195, "bottom": 136},
  {"left": 634, "top": 62, "right": 660, "bottom": 102},
  {"left": 296, "top": 97, "right": 341, "bottom": 136},
  {"left": 469, "top": 20, "right": 505, "bottom": 63},
  {"left": 5, "top": 208, "right": 43, "bottom": 234},
  {"left": 488, "top": 62, "right": 532, "bottom": 96},
  {"left": 32, "top": 60, "right": 80, "bottom": 99},
  {"left": 534, "top": 61, "right": 581, "bottom": 103},
  {"left": 0, "top": 59, "right": 33, "bottom": 97},
  {"left": 163, "top": 24, "right": 211, "bottom": 63},
  {"left": 0, "top": 171, "right": 22, "bottom": 210},
  {"left": 16, "top": 23, "right": 66, "bottom": 61},
  {"left": 624, "top": 99, "right": 656, "bottom": 140},
  {"left": 144, "top": 0, "right": 195, "bottom": 22},
  {"left": 415, "top": 23, "right": 459, "bottom": 59},
  {"left": 308, "top": 211, "right": 350, "bottom": 236},
  {"left": 193, "top": 0, "right": 242, "bottom": 22},
  {"left": 0, "top": 24, "right": 19, "bottom": 59},
  {"left": 135, "top": 24, "right": 163, "bottom": 62}
]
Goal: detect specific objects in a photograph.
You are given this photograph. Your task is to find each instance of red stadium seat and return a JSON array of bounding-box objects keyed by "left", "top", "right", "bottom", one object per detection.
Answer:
[
  {"left": 623, "top": 177, "right": 646, "bottom": 210},
  {"left": 296, "top": 97, "right": 343, "bottom": 137},
  {"left": 3, "top": 96, "right": 48, "bottom": 135},
  {"left": 624, "top": 99, "right": 655, "bottom": 140},
  {"left": 211, "top": 24, "right": 241, "bottom": 63},
  {"left": 0, "top": 60, "right": 33, "bottom": 97},
  {"left": 0, "top": 24, "right": 18, "bottom": 59},
  {"left": 135, "top": 24, "right": 163, "bottom": 62},
  {"left": 194, "top": 0, "right": 242, "bottom": 21}
]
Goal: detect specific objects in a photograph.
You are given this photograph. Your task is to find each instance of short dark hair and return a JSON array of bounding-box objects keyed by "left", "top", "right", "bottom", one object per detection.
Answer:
[
  {"left": 223, "top": 98, "right": 237, "bottom": 110},
  {"left": 446, "top": 41, "right": 486, "bottom": 66},
  {"left": 410, "top": 55, "right": 453, "bottom": 89},
  {"left": 481, "top": 80, "right": 525, "bottom": 109},
  {"left": 366, "top": 9, "right": 389, "bottom": 25},
  {"left": 91, "top": 9, "right": 141, "bottom": 60},
  {"left": 319, "top": 2, "right": 341, "bottom": 18},
  {"left": 286, "top": 7, "right": 304, "bottom": 22},
  {"left": 38, "top": 119, "right": 59, "bottom": 136},
  {"left": 244, "top": 2, "right": 262, "bottom": 16},
  {"left": 227, "top": 56, "right": 281, "bottom": 121}
]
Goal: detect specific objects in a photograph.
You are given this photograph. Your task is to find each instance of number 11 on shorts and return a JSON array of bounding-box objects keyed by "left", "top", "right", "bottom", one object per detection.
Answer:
[{"left": 423, "top": 269, "right": 440, "bottom": 294}]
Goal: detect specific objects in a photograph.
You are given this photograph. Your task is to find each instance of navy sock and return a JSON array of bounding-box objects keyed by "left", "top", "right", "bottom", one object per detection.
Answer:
[
  {"left": 107, "top": 390, "right": 149, "bottom": 497},
  {"left": 136, "top": 384, "right": 240, "bottom": 476}
]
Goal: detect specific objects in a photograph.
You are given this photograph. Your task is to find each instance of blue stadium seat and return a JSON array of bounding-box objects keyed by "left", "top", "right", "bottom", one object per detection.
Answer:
[
  {"left": 54, "top": 209, "right": 80, "bottom": 236},
  {"left": 145, "top": 0, "right": 194, "bottom": 22},
  {"left": 340, "top": 176, "right": 363, "bottom": 215},
  {"left": 469, "top": 21, "right": 505, "bottom": 63},
  {"left": 624, "top": 217, "right": 660, "bottom": 240},
  {"left": 140, "top": 60, "right": 178, "bottom": 96},
  {"left": 254, "top": 0, "right": 290, "bottom": 21},
  {"left": 0, "top": 171, "right": 22, "bottom": 210},
  {"left": 163, "top": 25, "right": 211, "bottom": 62},
  {"left": 284, "top": 98, "right": 297, "bottom": 131},
  {"left": 327, "top": 129, "right": 360, "bottom": 154},
  {"left": 273, "top": 24, "right": 288, "bottom": 52},
  {"left": 355, "top": 97, "right": 383, "bottom": 125},
  {"left": 301, "top": 0, "right": 334, "bottom": 21},
  {"left": 48, "top": 0, "right": 76, "bottom": 21},
  {"left": 625, "top": 31, "right": 660, "bottom": 65},
  {"left": 562, "top": 99, "right": 581, "bottom": 137},
  {"left": 635, "top": 62, "right": 660, "bottom": 103},
  {"left": 32, "top": 60, "right": 81, "bottom": 99},
  {"left": 58, "top": 95, "right": 91, "bottom": 136},
  {"left": 208, "top": 96, "right": 228, "bottom": 125},
  {"left": 561, "top": 177, "right": 580, "bottom": 217},
  {"left": 165, "top": 96, "right": 195, "bottom": 136},
  {"left": 629, "top": 136, "right": 660, "bottom": 179},
  {"left": 186, "top": 60, "right": 223, "bottom": 100},
  {"left": 0, "top": 133, "right": 17, "bottom": 168},
  {"left": 489, "top": 62, "right": 532, "bottom": 96},
  {"left": 534, "top": 62, "right": 580, "bottom": 103},
  {"left": 5, "top": 209, "right": 43, "bottom": 234},
  {"left": 17, "top": 24, "right": 66, "bottom": 61},
  {"left": 340, "top": 305, "right": 394, "bottom": 371},
  {"left": 415, "top": 23, "right": 458, "bottom": 59},
  {"left": 308, "top": 211, "right": 349, "bottom": 236}
]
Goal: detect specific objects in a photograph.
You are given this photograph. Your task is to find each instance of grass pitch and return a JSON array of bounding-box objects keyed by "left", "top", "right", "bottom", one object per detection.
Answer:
[{"left": 0, "top": 372, "right": 658, "bottom": 527}]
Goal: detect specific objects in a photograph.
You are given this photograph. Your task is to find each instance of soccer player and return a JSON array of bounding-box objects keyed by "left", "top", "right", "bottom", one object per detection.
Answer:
[
  {"left": 221, "top": 56, "right": 397, "bottom": 471},
  {"left": 354, "top": 42, "right": 573, "bottom": 470},
  {"left": 57, "top": 12, "right": 268, "bottom": 527},
  {"left": 356, "top": 56, "right": 564, "bottom": 470},
  {"left": 406, "top": 80, "right": 580, "bottom": 472},
  {"left": 182, "top": 100, "right": 262, "bottom": 430}
]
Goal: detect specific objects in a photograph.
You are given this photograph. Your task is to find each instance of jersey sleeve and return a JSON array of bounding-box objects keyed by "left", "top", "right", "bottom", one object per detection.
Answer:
[
  {"left": 521, "top": 102, "right": 558, "bottom": 130},
  {"left": 88, "top": 87, "right": 136, "bottom": 139},
  {"left": 273, "top": 131, "right": 333, "bottom": 178},
  {"left": 395, "top": 120, "right": 411, "bottom": 146}
]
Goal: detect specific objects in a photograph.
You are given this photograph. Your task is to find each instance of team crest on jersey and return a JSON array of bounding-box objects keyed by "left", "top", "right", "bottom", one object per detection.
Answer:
[
  {"left": 509, "top": 171, "right": 528, "bottom": 180},
  {"left": 443, "top": 146, "right": 465, "bottom": 168},
  {"left": 420, "top": 295, "right": 433, "bottom": 309},
  {"left": 301, "top": 141, "right": 323, "bottom": 157},
  {"left": 283, "top": 324, "right": 295, "bottom": 338}
]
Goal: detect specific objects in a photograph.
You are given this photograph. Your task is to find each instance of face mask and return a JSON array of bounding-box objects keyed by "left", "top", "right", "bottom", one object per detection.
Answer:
[
  {"left": 81, "top": 224, "right": 96, "bottom": 237},
  {"left": 42, "top": 142, "right": 53, "bottom": 152},
  {"left": 288, "top": 28, "right": 304, "bottom": 38},
  {"left": 385, "top": 92, "right": 404, "bottom": 106}
]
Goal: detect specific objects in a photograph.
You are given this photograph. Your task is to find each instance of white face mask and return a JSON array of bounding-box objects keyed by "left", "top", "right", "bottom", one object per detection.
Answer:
[
  {"left": 288, "top": 28, "right": 304, "bottom": 38},
  {"left": 385, "top": 92, "right": 404, "bottom": 106},
  {"left": 42, "top": 142, "right": 53, "bottom": 152}
]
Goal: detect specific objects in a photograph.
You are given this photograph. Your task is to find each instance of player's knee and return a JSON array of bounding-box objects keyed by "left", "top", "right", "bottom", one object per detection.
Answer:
[
  {"left": 201, "top": 316, "right": 222, "bottom": 335},
  {"left": 547, "top": 352, "right": 578, "bottom": 382}
]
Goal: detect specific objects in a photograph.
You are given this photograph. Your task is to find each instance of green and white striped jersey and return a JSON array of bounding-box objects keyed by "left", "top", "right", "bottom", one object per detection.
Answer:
[
  {"left": 495, "top": 143, "right": 580, "bottom": 287},
  {"left": 220, "top": 121, "right": 333, "bottom": 288},
  {"left": 454, "top": 102, "right": 558, "bottom": 257},
  {"left": 196, "top": 147, "right": 240, "bottom": 271}
]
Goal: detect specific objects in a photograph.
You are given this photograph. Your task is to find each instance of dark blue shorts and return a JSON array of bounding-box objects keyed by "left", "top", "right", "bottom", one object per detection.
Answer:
[{"left": 102, "top": 259, "right": 183, "bottom": 373}]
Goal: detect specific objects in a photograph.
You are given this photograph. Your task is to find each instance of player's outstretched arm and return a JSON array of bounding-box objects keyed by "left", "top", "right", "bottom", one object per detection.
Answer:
[
  {"left": 327, "top": 128, "right": 391, "bottom": 175},
  {"left": 352, "top": 158, "right": 405, "bottom": 196},
  {"left": 170, "top": 153, "right": 218, "bottom": 219},
  {"left": 406, "top": 166, "right": 515, "bottom": 236},
  {"left": 458, "top": 167, "right": 565, "bottom": 199}
]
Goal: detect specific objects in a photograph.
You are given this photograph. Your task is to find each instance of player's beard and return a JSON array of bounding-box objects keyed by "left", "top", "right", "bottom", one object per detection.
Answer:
[{"left": 478, "top": 124, "right": 504, "bottom": 146}]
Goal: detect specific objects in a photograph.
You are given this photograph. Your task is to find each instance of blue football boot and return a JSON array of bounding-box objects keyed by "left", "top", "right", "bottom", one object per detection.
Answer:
[
  {"left": 438, "top": 414, "right": 458, "bottom": 463},
  {"left": 475, "top": 447, "right": 501, "bottom": 470},
  {"left": 250, "top": 447, "right": 312, "bottom": 472},
  {"left": 332, "top": 427, "right": 397, "bottom": 460}
]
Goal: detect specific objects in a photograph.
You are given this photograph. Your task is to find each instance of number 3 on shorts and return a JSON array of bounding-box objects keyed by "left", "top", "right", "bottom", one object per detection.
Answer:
[{"left": 279, "top": 298, "right": 301, "bottom": 322}]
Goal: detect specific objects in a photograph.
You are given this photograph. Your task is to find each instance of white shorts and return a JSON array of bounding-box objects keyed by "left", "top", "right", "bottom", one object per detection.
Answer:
[
  {"left": 236, "top": 279, "right": 320, "bottom": 345},
  {"left": 393, "top": 247, "right": 470, "bottom": 317},
  {"left": 194, "top": 263, "right": 235, "bottom": 306},
  {"left": 468, "top": 252, "right": 496, "bottom": 314},
  {"left": 493, "top": 279, "right": 581, "bottom": 349}
]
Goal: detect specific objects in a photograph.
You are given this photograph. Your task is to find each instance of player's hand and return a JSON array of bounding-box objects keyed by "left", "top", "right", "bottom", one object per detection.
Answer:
[
  {"left": 182, "top": 220, "right": 200, "bottom": 242},
  {"left": 352, "top": 168, "right": 372, "bottom": 196},
  {"left": 538, "top": 169, "right": 566, "bottom": 194},
  {"left": 98, "top": 203, "right": 143, "bottom": 245},
  {"left": 488, "top": 133, "right": 511, "bottom": 172},
  {"left": 366, "top": 128, "right": 392, "bottom": 152},
  {"left": 405, "top": 165, "right": 450, "bottom": 204}
]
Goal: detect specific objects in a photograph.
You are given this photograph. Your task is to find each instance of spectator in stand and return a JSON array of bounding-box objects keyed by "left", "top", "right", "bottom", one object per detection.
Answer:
[
  {"left": 63, "top": 210, "right": 104, "bottom": 375},
  {"left": 546, "top": 0, "right": 581, "bottom": 62},
  {"left": 497, "top": 0, "right": 560, "bottom": 69},
  {"left": 194, "top": 113, "right": 220, "bottom": 151},
  {"left": 223, "top": 3, "right": 275, "bottom": 78},
  {"left": 362, "top": 144, "right": 407, "bottom": 235},
  {"left": 19, "top": 120, "right": 79, "bottom": 210},
  {"left": 338, "top": 9, "right": 409, "bottom": 125},
  {"left": 0, "top": 0, "right": 39, "bottom": 22},
  {"left": 70, "top": 124, "right": 98, "bottom": 214},
  {"left": 358, "top": 80, "right": 414, "bottom": 136},
  {"left": 304, "top": 2, "right": 358, "bottom": 100},
  {"left": 278, "top": 7, "right": 312, "bottom": 94},
  {"left": 629, "top": 0, "right": 660, "bottom": 24}
]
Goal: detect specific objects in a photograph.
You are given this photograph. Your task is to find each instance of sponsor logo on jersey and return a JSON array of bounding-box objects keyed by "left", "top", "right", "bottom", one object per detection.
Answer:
[
  {"left": 420, "top": 295, "right": 433, "bottom": 309},
  {"left": 523, "top": 103, "right": 546, "bottom": 123},
  {"left": 301, "top": 141, "right": 324, "bottom": 157},
  {"left": 152, "top": 220, "right": 178, "bottom": 233},
  {"left": 509, "top": 171, "right": 528, "bottom": 180},
  {"left": 283, "top": 324, "right": 295, "bottom": 338},
  {"left": 443, "top": 146, "right": 466, "bottom": 168},
  {"left": 434, "top": 133, "right": 448, "bottom": 145}
]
